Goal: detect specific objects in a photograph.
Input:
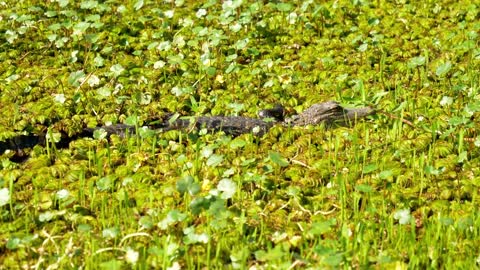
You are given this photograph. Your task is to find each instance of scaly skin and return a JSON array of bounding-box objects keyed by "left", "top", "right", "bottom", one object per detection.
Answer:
[
  {"left": 285, "top": 101, "right": 374, "bottom": 126},
  {"left": 154, "top": 101, "right": 373, "bottom": 136},
  {"left": 162, "top": 116, "right": 274, "bottom": 136}
]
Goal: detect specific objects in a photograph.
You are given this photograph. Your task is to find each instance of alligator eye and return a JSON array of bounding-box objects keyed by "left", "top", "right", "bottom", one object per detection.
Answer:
[{"left": 258, "top": 104, "right": 285, "bottom": 121}]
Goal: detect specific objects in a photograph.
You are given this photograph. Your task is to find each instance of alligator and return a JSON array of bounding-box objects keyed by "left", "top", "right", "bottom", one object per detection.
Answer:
[
  {"left": 0, "top": 101, "right": 374, "bottom": 161},
  {"left": 84, "top": 101, "right": 373, "bottom": 137}
]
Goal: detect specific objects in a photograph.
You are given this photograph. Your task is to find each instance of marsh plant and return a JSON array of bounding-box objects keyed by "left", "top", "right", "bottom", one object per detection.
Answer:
[{"left": 1, "top": 0, "right": 480, "bottom": 269}]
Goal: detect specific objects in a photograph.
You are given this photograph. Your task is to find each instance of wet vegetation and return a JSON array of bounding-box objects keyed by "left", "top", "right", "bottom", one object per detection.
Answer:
[{"left": 1, "top": 0, "right": 480, "bottom": 268}]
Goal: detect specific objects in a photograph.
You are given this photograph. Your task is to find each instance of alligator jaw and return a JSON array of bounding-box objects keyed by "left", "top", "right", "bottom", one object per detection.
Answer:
[{"left": 285, "top": 101, "right": 341, "bottom": 126}]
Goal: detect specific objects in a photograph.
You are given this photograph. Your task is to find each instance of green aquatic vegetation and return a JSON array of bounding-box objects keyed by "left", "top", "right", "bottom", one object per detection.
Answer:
[{"left": 1, "top": 0, "right": 480, "bottom": 268}]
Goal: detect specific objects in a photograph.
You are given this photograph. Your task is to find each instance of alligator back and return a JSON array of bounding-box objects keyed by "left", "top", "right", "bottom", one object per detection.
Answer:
[{"left": 165, "top": 116, "right": 275, "bottom": 136}]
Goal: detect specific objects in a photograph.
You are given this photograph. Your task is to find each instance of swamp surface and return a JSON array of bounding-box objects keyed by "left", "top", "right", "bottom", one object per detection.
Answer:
[{"left": 1, "top": 0, "right": 480, "bottom": 269}]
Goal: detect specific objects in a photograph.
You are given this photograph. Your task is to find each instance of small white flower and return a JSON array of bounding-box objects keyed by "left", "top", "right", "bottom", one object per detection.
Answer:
[
  {"left": 114, "top": 83, "right": 123, "bottom": 92},
  {"left": 196, "top": 9, "right": 207, "bottom": 18},
  {"left": 72, "top": 29, "right": 83, "bottom": 36},
  {"left": 154, "top": 60, "right": 165, "bottom": 69},
  {"left": 54, "top": 94, "right": 66, "bottom": 104},
  {"left": 215, "top": 75, "right": 224, "bottom": 84},
  {"left": 174, "top": 0, "right": 184, "bottom": 7},
  {"left": 439, "top": 96, "right": 453, "bottom": 106},
  {"left": 139, "top": 76, "right": 148, "bottom": 84},
  {"left": 393, "top": 209, "right": 412, "bottom": 225},
  {"left": 167, "top": 262, "right": 181, "bottom": 270},
  {"left": 229, "top": 22, "right": 242, "bottom": 32},
  {"left": 56, "top": 189, "right": 69, "bottom": 200},
  {"left": 201, "top": 147, "right": 213, "bottom": 158},
  {"left": 165, "top": 10, "right": 174, "bottom": 18},
  {"left": 173, "top": 35, "right": 185, "bottom": 48},
  {"left": 222, "top": 0, "right": 234, "bottom": 10},
  {"left": 117, "top": 5, "right": 126, "bottom": 13},
  {"left": 474, "top": 137, "right": 480, "bottom": 147},
  {"left": 87, "top": 75, "right": 100, "bottom": 87},
  {"left": 217, "top": 178, "right": 236, "bottom": 199},
  {"left": 125, "top": 248, "right": 139, "bottom": 264},
  {"left": 200, "top": 53, "right": 211, "bottom": 66},
  {"left": 272, "top": 231, "right": 288, "bottom": 242},
  {"left": 287, "top": 12, "right": 297, "bottom": 24},
  {"left": 197, "top": 233, "right": 209, "bottom": 243},
  {"left": 0, "top": 188, "right": 10, "bottom": 207}
]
